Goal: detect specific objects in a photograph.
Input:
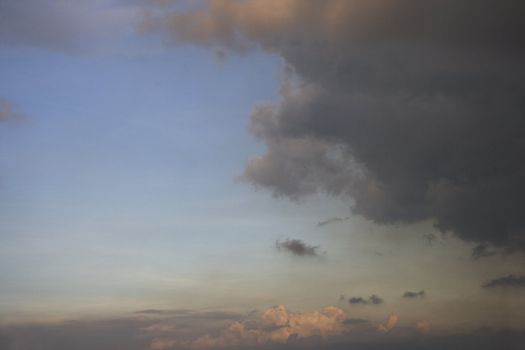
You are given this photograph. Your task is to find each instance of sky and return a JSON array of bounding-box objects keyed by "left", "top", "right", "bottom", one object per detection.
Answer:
[{"left": 0, "top": 1, "right": 525, "bottom": 349}]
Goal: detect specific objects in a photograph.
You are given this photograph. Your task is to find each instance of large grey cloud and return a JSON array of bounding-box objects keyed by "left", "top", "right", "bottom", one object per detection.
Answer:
[{"left": 145, "top": 0, "right": 525, "bottom": 251}]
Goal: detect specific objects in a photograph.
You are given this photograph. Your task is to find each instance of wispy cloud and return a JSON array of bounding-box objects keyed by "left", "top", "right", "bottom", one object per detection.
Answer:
[
  {"left": 482, "top": 275, "right": 525, "bottom": 288},
  {"left": 471, "top": 243, "right": 497, "bottom": 260},
  {"left": 317, "top": 216, "right": 349, "bottom": 227},
  {"left": 402, "top": 290, "right": 426, "bottom": 299}
]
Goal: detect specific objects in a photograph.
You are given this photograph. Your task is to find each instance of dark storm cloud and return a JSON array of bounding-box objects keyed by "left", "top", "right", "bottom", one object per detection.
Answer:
[
  {"left": 349, "top": 295, "right": 383, "bottom": 305},
  {"left": 276, "top": 239, "right": 320, "bottom": 257},
  {"left": 147, "top": 0, "right": 525, "bottom": 251},
  {"left": 482, "top": 275, "right": 525, "bottom": 289},
  {"left": 403, "top": 290, "right": 426, "bottom": 299},
  {"left": 471, "top": 243, "right": 497, "bottom": 260}
]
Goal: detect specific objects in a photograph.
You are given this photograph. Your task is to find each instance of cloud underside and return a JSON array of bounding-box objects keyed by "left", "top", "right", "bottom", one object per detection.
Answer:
[
  {"left": 482, "top": 274, "right": 525, "bottom": 288},
  {"left": 276, "top": 239, "right": 319, "bottom": 257},
  {"left": 146, "top": 0, "right": 525, "bottom": 251},
  {"left": 349, "top": 295, "right": 384, "bottom": 305}
]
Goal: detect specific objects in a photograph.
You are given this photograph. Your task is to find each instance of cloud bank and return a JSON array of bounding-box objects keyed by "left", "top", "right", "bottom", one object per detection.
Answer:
[
  {"left": 145, "top": 0, "right": 525, "bottom": 251},
  {"left": 148, "top": 304, "right": 348, "bottom": 349}
]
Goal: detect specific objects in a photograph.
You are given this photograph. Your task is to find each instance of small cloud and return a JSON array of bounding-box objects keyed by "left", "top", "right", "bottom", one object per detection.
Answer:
[
  {"left": 482, "top": 274, "right": 525, "bottom": 288},
  {"left": 349, "top": 295, "right": 384, "bottom": 305},
  {"left": 276, "top": 239, "right": 320, "bottom": 257},
  {"left": 369, "top": 295, "right": 383, "bottom": 305},
  {"left": 415, "top": 320, "right": 430, "bottom": 333},
  {"left": 377, "top": 313, "right": 398, "bottom": 333},
  {"left": 317, "top": 216, "right": 349, "bottom": 227},
  {"left": 402, "top": 290, "right": 426, "bottom": 299},
  {"left": 472, "top": 243, "right": 497, "bottom": 260},
  {"left": 0, "top": 97, "right": 21, "bottom": 120},
  {"left": 349, "top": 297, "right": 367, "bottom": 305}
]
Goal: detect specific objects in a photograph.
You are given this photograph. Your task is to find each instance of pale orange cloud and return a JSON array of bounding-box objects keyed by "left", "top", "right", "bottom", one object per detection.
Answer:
[
  {"left": 148, "top": 304, "right": 348, "bottom": 349},
  {"left": 377, "top": 313, "right": 398, "bottom": 333},
  {"left": 415, "top": 320, "right": 430, "bottom": 333}
]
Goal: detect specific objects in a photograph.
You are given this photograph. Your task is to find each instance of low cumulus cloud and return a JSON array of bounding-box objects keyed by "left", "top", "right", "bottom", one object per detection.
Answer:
[
  {"left": 377, "top": 313, "right": 399, "bottom": 333},
  {"left": 402, "top": 290, "right": 426, "bottom": 299},
  {"left": 149, "top": 304, "right": 348, "bottom": 349},
  {"left": 482, "top": 275, "right": 525, "bottom": 289},
  {"left": 349, "top": 295, "right": 383, "bottom": 306},
  {"left": 145, "top": 0, "right": 525, "bottom": 252},
  {"left": 415, "top": 320, "right": 431, "bottom": 333},
  {"left": 276, "top": 239, "right": 320, "bottom": 257}
]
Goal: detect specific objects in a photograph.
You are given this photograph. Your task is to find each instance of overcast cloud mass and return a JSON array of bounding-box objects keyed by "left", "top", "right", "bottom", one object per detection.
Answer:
[{"left": 146, "top": 0, "right": 525, "bottom": 251}]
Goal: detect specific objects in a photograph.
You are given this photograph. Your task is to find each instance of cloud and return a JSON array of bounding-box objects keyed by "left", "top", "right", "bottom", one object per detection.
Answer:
[
  {"left": 415, "top": 320, "right": 431, "bottom": 333},
  {"left": 0, "top": 97, "right": 22, "bottom": 120},
  {"left": 317, "top": 217, "right": 349, "bottom": 227},
  {"left": 423, "top": 233, "right": 436, "bottom": 246},
  {"left": 147, "top": 0, "right": 525, "bottom": 252},
  {"left": 348, "top": 295, "right": 383, "bottom": 305},
  {"left": 0, "top": 0, "right": 137, "bottom": 52},
  {"left": 482, "top": 274, "right": 525, "bottom": 289},
  {"left": 402, "top": 290, "right": 426, "bottom": 299},
  {"left": 377, "top": 313, "right": 399, "bottom": 333},
  {"left": 276, "top": 239, "right": 320, "bottom": 257},
  {"left": 149, "top": 304, "right": 348, "bottom": 349},
  {"left": 2, "top": 313, "right": 525, "bottom": 350},
  {"left": 471, "top": 243, "right": 497, "bottom": 260}
]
